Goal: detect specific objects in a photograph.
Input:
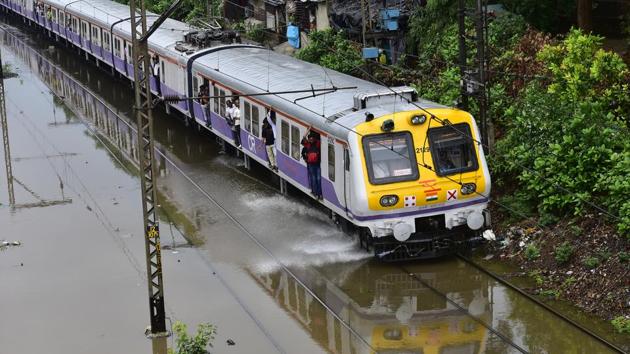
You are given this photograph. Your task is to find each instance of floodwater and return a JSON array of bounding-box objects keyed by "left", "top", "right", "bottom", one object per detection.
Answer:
[{"left": 0, "top": 17, "right": 627, "bottom": 354}]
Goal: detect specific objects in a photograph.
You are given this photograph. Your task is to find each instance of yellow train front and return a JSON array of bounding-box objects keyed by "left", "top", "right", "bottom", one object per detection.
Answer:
[{"left": 345, "top": 99, "right": 491, "bottom": 261}]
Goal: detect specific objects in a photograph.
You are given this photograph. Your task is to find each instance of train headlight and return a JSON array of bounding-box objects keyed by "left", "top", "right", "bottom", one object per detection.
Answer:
[
  {"left": 461, "top": 183, "right": 477, "bottom": 195},
  {"left": 379, "top": 195, "right": 399, "bottom": 207},
  {"left": 381, "top": 119, "right": 395, "bottom": 132},
  {"left": 410, "top": 114, "right": 426, "bottom": 125}
]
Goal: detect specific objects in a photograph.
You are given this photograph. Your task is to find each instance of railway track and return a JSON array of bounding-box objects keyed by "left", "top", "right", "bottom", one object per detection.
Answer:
[{"left": 4, "top": 22, "right": 627, "bottom": 353}]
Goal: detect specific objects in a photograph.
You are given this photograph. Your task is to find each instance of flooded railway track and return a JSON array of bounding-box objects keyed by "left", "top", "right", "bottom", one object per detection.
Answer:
[{"left": 2, "top": 17, "right": 628, "bottom": 353}]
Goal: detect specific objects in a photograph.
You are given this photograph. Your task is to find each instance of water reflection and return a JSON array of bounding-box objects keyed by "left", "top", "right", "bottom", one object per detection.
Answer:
[
  {"left": 3, "top": 24, "right": 624, "bottom": 354},
  {"left": 252, "top": 262, "right": 493, "bottom": 354}
]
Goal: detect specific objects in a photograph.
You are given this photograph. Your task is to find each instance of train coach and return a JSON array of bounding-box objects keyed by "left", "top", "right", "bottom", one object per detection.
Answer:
[{"left": 0, "top": 0, "right": 491, "bottom": 261}]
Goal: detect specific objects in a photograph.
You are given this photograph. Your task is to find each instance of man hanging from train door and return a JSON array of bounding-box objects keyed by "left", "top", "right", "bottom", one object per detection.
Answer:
[
  {"left": 302, "top": 130, "right": 322, "bottom": 200},
  {"left": 151, "top": 55, "right": 161, "bottom": 96}
]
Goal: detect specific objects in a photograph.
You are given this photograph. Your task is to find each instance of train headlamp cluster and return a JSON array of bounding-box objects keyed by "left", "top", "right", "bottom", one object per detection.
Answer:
[
  {"left": 381, "top": 119, "right": 395, "bottom": 132},
  {"left": 461, "top": 183, "right": 477, "bottom": 195},
  {"left": 410, "top": 114, "right": 427, "bottom": 125},
  {"left": 380, "top": 195, "right": 399, "bottom": 207}
]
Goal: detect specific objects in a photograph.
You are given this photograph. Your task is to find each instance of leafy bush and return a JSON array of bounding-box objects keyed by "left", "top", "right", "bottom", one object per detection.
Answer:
[
  {"left": 296, "top": 29, "right": 363, "bottom": 75},
  {"left": 524, "top": 243, "right": 541, "bottom": 260},
  {"left": 619, "top": 251, "right": 629, "bottom": 263},
  {"left": 539, "top": 289, "right": 560, "bottom": 299},
  {"left": 554, "top": 242, "right": 574, "bottom": 264},
  {"left": 168, "top": 321, "right": 216, "bottom": 354},
  {"left": 584, "top": 256, "right": 600, "bottom": 269},
  {"left": 611, "top": 316, "right": 630, "bottom": 334},
  {"left": 493, "top": 29, "right": 630, "bottom": 235}
]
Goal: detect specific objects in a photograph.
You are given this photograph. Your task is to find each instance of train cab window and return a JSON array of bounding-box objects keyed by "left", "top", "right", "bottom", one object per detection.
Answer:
[
  {"left": 328, "top": 142, "right": 335, "bottom": 181},
  {"left": 362, "top": 132, "right": 419, "bottom": 185},
  {"left": 290, "top": 125, "right": 301, "bottom": 161},
  {"left": 280, "top": 120, "right": 289, "bottom": 154},
  {"left": 428, "top": 123, "right": 478, "bottom": 176}
]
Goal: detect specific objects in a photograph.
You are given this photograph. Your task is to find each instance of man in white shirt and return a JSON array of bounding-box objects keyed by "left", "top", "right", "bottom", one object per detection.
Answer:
[{"left": 226, "top": 99, "right": 241, "bottom": 148}]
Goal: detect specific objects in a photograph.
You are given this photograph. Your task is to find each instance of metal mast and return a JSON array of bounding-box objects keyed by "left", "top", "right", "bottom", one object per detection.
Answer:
[
  {"left": 0, "top": 48, "right": 15, "bottom": 206},
  {"left": 128, "top": 0, "right": 167, "bottom": 345}
]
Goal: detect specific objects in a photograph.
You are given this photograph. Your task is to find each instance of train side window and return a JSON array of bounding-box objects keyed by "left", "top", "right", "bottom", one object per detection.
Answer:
[
  {"left": 160, "top": 61, "right": 165, "bottom": 82},
  {"left": 58, "top": 11, "right": 63, "bottom": 26},
  {"left": 251, "top": 105, "right": 259, "bottom": 137},
  {"left": 102, "top": 32, "right": 110, "bottom": 51},
  {"left": 113, "top": 37, "right": 121, "bottom": 57},
  {"left": 72, "top": 18, "right": 78, "bottom": 32},
  {"left": 290, "top": 125, "right": 301, "bottom": 161},
  {"left": 81, "top": 21, "right": 87, "bottom": 38},
  {"left": 281, "top": 120, "right": 289, "bottom": 154},
  {"left": 344, "top": 149, "right": 349, "bottom": 171},
  {"left": 243, "top": 101, "right": 251, "bottom": 133},
  {"left": 52, "top": 8, "right": 57, "bottom": 22},
  {"left": 212, "top": 87, "right": 219, "bottom": 114},
  {"left": 192, "top": 76, "right": 199, "bottom": 97},
  {"left": 328, "top": 142, "right": 335, "bottom": 182},
  {"left": 91, "top": 26, "right": 99, "bottom": 45}
]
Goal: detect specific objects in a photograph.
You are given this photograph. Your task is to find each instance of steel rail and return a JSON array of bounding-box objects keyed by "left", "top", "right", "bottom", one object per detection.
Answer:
[
  {"left": 457, "top": 254, "right": 626, "bottom": 353},
  {"left": 396, "top": 264, "right": 531, "bottom": 354}
]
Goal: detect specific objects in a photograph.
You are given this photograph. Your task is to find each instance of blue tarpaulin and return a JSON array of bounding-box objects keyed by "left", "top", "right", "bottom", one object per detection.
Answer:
[{"left": 287, "top": 24, "right": 300, "bottom": 49}]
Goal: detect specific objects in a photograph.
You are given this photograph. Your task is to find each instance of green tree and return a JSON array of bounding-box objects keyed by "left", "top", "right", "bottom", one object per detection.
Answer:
[
  {"left": 167, "top": 321, "right": 216, "bottom": 354},
  {"left": 494, "top": 29, "right": 630, "bottom": 235},
  {"left": 295, "top": 29, "right": 363, "bottom": 75}
]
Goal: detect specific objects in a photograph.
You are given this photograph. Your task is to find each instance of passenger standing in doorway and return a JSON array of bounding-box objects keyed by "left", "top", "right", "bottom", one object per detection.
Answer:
[
  {"left": 301, "top": 131, "right": 322, "bottom": 200},
  {"left": 226, "top": 99, "right": 241, "bottom": 148},
  {"left": 199, "top": 84, "right": 211, "bottom": 127},
  {"left": 151, "top": 55, "right": 161, "bottom": 96},
  {"left": 262, "top": 118, "right": 277, "bottom": 171}
]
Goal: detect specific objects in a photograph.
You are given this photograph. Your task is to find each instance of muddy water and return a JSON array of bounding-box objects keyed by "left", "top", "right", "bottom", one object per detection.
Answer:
[{"left": 1, "top": 18, "right": 626, "bottom": 354}]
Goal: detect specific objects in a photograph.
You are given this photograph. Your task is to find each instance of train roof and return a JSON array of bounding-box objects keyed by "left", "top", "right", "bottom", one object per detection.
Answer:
[
  {"left": 194, "top": 46, "right": 447, "bottom": 140},
  {"left": 43, "top": 0, "right": 191, "bottom": 48},
  {"left": 42, "top": 0, "right": 451, "bottom": 140}
]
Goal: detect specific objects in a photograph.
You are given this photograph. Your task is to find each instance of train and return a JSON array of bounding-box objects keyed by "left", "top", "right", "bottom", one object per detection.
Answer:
[{"left": 0, "top": 0, "right": 491, "bottom": 261}]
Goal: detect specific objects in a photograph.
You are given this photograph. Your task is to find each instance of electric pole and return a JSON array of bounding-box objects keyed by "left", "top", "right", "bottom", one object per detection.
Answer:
[
  {"left": 457, "top": 0, "right": 490, "bottom": 150},
  {"left": 128, "top": 0, "right": 168, "bottom": 352},
  {"left": 0, "top": 47, "right": 15, "bottom": 206}
]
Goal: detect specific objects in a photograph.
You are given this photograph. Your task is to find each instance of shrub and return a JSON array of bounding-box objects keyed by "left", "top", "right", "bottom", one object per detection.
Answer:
[
  {"left": 554, "top": 242, "right": 574, "bottom": 264},
  {"left": 296, "top": 29, "right": 363, "bottom": 75},
  {"left": 168, "top": 321, "right": 216, "bottom": 354},
  {"left": 619, "top": 252, "right": 629, "bottom": 263},
  {"left": 524, "top": 243, "right": 540, "bottom": 261},
  {"left": 584, "top": 256, "right": 600, "bottom": 269},
  {"left": 493, "top": 29, "right": 630, "bottom": 235},
  {"left": 539, "top": 289, "right": 560, "bottom": 299},
  {"left": 611, "top": 316, "right": 630, "bottom": 334}
]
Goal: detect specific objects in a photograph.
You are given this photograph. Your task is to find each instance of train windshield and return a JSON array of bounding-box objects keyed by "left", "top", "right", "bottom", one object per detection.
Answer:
[
  {"left": 428, "top": 123, "right": 478, "bottom": 176},
  {"left": 363, "top": 132, "right": 419, "bottom": 184}
]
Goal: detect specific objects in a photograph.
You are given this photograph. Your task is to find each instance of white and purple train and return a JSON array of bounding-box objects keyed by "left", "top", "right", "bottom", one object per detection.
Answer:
[{"left": 0, "top": 0, "right": 492, "bottom": 260}]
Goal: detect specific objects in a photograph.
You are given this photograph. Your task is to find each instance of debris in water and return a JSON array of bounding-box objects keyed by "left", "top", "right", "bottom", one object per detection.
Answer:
[
  {"left": 86, "top": 205, "right": 92, "bottom": 211},
  {"left": 482, "top": 229, "right": 496, "bottom": 241},
  {"left": 226, "top": 339, "right": 235, "bottom": 346},
  {"left": 484, "top": 254, "right": 494, "bottom": 261}
]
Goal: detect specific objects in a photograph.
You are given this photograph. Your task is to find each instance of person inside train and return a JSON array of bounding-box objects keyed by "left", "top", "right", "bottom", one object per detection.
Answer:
[
  {"left": 301, "top": 130, "right": 322, "bottom": 200},
  {"left": 226, "top": 99, "right": 241, "bottom": 148},
  {"left": 262, "top": 118, "right": 277, "bottom": 171},
  {"left": 151, "top": 55, "right": 161, "bottom": 96},
  {"left": 198, "top": 84, "right": 211, "bottom": 127}
]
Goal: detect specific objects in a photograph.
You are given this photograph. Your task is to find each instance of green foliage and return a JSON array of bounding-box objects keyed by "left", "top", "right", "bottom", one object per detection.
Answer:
[
  {"left": 529, "top": 270, "right": 544, "bottom": 286},
  {"left": 562, "top": 276, "right": 576, "bottom": 288},
  {"left": 611, "top": 316, "right": 630, "bottom": 334},
  {"left": 112, "top": 0, "right": 221, "bottom": 23},
  {"left": 494, "top": 29, "right": 630, "bottom": 235},
  {"left": 167, "top": 321, "right": 216, "bottom": 354},
  {"left": 245, "top": 23, "right": 265, "bottom": 44},
  {"left": 554, "top": 242, "right": 574, "bottom": 264},
  {"left": 524, "top": 243, "right": 541, "bottom": 260},
  {"left": 619, "top": 251, "right": 629, "bottom": 263},
  {"left": 295, "top": 29, "right": 363, "bottom": 75},
  {"left": 583, "top": 256, "right": 600, "bottom": 269},
  {"left": 539, "top": 289, "right": 560, "bottom": 299}
]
